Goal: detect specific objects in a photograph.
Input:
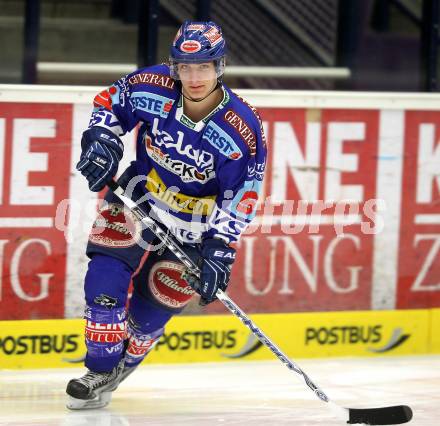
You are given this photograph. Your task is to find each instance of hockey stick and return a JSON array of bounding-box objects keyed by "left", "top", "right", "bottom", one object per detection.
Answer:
[{"left": 108, "top": 180, "right": 413, "bottom": 425}]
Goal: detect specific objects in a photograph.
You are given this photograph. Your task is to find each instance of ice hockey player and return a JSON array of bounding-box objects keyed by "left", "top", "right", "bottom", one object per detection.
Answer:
[{"left": 66, "top": 20, "right": 267, "bottom": 409}]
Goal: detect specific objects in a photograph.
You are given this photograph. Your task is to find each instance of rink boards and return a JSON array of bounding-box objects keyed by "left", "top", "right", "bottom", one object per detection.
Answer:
[
  {"left": 0, "top": 86, "right": 440, "bottom": 321},
  {"left": 1, "top": 308, "right": 439, "bottom": 369}
]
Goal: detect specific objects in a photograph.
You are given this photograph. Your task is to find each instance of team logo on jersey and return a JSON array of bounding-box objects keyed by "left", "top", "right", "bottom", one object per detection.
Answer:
[
  {"left": 148, "top": 261, "right": 195, "bottom": 309},
  {"left": 145, "top": 168, "right": 216, "bottom": 216},
  {"left": 203, "top": 121, "right": 243, "bottom": 160},
  {"left": 145, "top": 135, "right": 215, "bottom": 183},
  {"left": 145, "top": 118, "right": 215, "bottom": 183},
  {"left": 180, "top": 40, "right": 201, "bottom": 53},
  {"left": 152, "top": 118, "right": 213, "bottom": 168},
  {"left": 224, "top": 110, "right": 256, "bottom": 155},
  {"left": 130, "top": 92, "right": 174, "bottom": 118}
]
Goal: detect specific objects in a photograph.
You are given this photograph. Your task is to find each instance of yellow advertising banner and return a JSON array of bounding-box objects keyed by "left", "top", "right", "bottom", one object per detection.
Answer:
[
  {"left": 0, "top": 309, "right": 436, "bottom": 370},
  {"left": 0, "top": 319, "right": 85, "bottom": 369},
  {"left": 429, "top": 308, "right": 440, "bottom": 353}
]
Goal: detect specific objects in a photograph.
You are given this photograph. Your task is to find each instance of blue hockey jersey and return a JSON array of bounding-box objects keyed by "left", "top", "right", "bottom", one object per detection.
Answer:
[{"left": 89, "top": 64, "right": 267, "bottom": 244}]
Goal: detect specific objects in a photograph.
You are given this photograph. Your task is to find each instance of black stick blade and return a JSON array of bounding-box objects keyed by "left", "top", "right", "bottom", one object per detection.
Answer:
[{"left": 347, "top": 405, "right": 413, "bottom": 425}]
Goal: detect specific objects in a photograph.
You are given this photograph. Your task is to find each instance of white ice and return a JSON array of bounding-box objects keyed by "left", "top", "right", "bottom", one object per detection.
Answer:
[{"left": 0, "top": 355, "right": 438, "bottom": 425}]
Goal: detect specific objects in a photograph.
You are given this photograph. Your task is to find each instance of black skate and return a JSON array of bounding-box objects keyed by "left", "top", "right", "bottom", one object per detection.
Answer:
[{"left": 66, "top": 360, "right": 124, "bottom": 410}]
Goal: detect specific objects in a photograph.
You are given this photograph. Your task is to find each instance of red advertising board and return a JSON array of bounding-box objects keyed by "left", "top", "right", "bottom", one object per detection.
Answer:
[
  {"left": 209, "top": 107, "right": 381, "bottom": 313},
  {"left": 0, "top": 94, "right": 439, "bottom": 319},
  {"left": 397, "top": 111, "right": 440, "bottom": 308},
  {"left": 0, "top": 103, "right": 72, "bottom": 319}
]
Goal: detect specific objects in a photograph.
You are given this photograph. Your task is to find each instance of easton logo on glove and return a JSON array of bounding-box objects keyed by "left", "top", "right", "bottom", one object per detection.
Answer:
[
  {"left": 76, "top": 126, "right": 124, "bottom": 192},
  {"left": 98, "top": 131, "right": 124, "bottom": 150},
  {"left": 195, "top": 238, "right": 237, "bottom": 305},
  {"left": 213, "top": 250, "right": 236, "bottom": 261}
]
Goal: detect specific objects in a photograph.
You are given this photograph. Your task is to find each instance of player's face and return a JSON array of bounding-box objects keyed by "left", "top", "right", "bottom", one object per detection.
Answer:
[{"left": 177, "top": 62, "right": 217, "bottom": 98}]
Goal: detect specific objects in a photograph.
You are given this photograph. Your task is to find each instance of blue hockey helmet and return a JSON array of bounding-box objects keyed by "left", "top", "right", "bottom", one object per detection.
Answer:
[{"left": 169, "top": 21, "right": 226, "bottom": 80}]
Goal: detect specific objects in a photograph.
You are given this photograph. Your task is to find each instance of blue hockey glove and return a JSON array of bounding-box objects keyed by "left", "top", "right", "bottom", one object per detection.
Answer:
[
  {"left": 76, "top": 127, "right": 124, "bottom": 192},
  {"left": 196, "top": 238, "right": 236, "bottom": 305}
]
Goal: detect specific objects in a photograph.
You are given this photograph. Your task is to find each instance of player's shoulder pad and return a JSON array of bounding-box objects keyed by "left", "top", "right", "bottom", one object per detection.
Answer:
[
  {"left": 213, "top": 87, "right": 266, "bottom": 157},
  {"left": 93, "top": 64, "right": 178, "bottom": 111},
  {"left": 127, "top": 63, "right": 178, "bottom": 95}
]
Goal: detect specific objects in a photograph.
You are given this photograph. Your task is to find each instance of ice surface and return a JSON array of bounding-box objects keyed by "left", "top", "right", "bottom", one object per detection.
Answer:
[{"left": 0, "top": 355, "right": 438, "bottom": 425}]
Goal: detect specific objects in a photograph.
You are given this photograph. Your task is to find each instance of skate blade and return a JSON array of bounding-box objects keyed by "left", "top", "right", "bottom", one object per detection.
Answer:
[{"left": 66, "top": 391, "right": 112, "bottom": 410}]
